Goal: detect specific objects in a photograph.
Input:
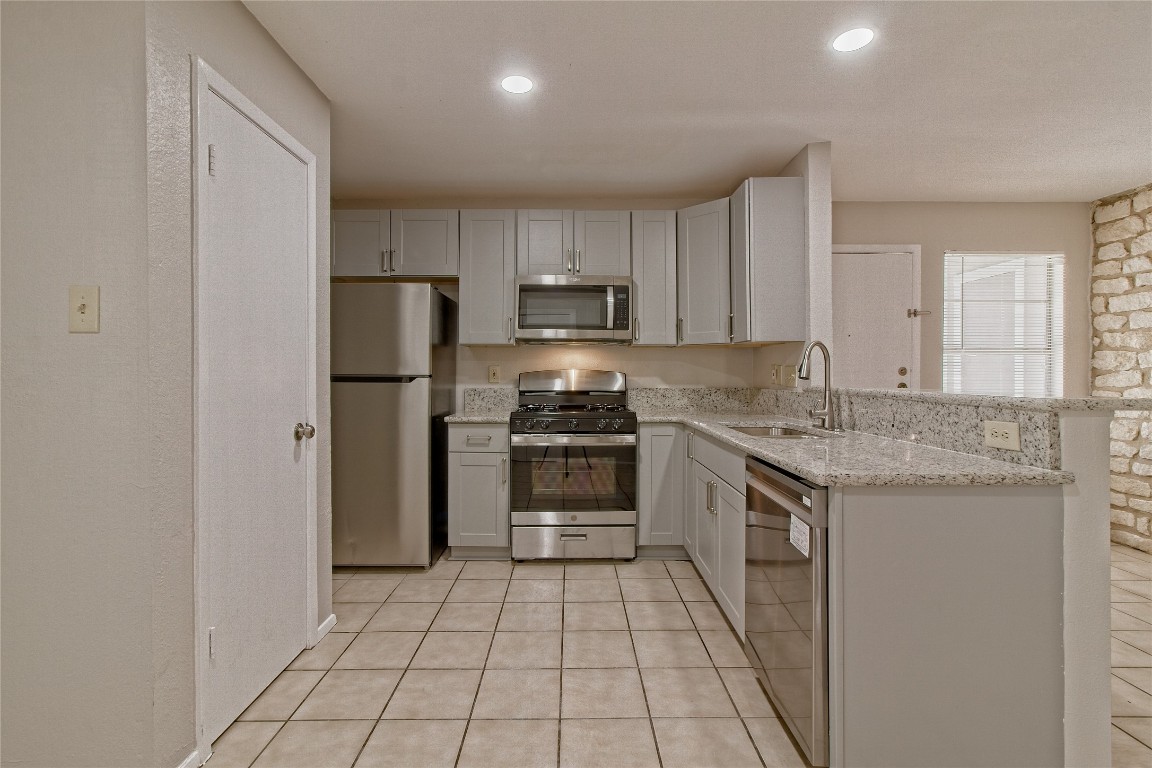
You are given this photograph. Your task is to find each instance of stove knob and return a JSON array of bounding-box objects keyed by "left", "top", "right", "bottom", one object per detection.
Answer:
[
  {"left": 540, "top": 419, "right": 552, "bottom": 430},
  {"left": 597, "top": 419, "right": 608, "bottom": 430},
  {"left": 569, "top": 419, "right": 579, "bottom": 430},
  {"left": 612, "top": 419, "right": 623, "bottom": 430}
]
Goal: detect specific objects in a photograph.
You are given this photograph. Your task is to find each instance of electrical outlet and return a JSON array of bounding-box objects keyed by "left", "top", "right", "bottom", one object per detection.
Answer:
[
  {"left": 783, "top": 365, "right": 798, "bottom": 387},
  {"left": 487, "top": 365, "right": 501, "bottom": 384},
  {"left": 770, "top": 365, "right": 780, "bottom": 384},
  {"left": 69, "top": 285, "right": 100, "bottom": 333},
  {"left": 983, "top": 420, "right": 1021, "bottom": 451}
]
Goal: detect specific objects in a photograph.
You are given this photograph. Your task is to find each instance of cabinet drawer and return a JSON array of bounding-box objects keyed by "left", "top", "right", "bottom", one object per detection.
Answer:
[
  {"left": 691, "top": 432, "right": 745, "bottom": 491},
  {"left": 448, "top": 424, "right": 509, "bottom": 452}
]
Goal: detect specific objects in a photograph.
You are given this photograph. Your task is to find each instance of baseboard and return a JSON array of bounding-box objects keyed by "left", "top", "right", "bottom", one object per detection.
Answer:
[
  {"left": 636, "top": 545, "right": 690, "bottom": 560},
  {"left": 316, "top": 612, "right": 337, "bottom": 641},
  {"left": 176, "top": 747, "right": 205, "bottom": 768}
]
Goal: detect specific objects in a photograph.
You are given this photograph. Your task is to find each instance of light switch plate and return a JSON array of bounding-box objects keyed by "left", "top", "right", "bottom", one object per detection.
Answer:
[
  {"left": 69, "top": 285, "right": 100, "bottom": 333},
  {"left": 984, "top": 420, "right": 1021, "bottom": 451},
  {"left": 487, "top": 365, "right": 501, "bottom": 384},
  {"left": 783, "top": 365, "right": 798, "bottom": 387}
]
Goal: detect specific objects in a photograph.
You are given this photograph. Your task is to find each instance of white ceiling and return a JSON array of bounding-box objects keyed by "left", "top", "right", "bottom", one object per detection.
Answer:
[{"left": 246, "top": 0, "right": 1152, "bottom": 203}]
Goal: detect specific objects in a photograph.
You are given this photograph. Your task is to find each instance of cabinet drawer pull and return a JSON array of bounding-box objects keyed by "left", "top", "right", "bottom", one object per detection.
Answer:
[
  {"left": 560, "top": 532, "right": 588, "bottom": 541},
  {"left": 466, "top": 435, "right": 493, "bottom": 445}
]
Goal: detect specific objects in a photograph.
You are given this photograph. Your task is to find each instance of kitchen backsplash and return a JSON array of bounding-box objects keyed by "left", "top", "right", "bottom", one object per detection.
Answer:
[{"left": 459, "top": 385, "right": 1139, "bottom": 471}]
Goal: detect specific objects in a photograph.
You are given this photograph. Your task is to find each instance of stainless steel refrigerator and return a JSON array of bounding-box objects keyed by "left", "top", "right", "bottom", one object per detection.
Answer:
[{"left": 331, "top": 283, "right": 456, "bottom": 566}]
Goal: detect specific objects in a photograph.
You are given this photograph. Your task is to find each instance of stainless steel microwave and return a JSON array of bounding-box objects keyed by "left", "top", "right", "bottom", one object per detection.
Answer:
[{"left": 514, "top": 275, "right": 633, "bottom": 342}]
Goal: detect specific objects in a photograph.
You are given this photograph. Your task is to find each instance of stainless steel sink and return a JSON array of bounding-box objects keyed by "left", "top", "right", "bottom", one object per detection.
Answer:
[{"left": 725, "top": 425, "right": 822, "bottom": 438}]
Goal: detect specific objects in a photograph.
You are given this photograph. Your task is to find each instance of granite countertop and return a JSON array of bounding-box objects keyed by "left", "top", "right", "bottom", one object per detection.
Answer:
[
  {"left": 644, "top": 412, "right": 1073, "bottom": 487},
  {"left": 447, "top": 409, "right": 1074, "bottom": 486},
  {"left": 445, "top": 412, "right": 511, "bottom": 424}
]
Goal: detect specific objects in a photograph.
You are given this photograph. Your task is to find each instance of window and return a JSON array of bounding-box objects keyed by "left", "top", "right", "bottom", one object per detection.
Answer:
[{"left": 943, "top": 252, "right": 1064, "bottom": 397}]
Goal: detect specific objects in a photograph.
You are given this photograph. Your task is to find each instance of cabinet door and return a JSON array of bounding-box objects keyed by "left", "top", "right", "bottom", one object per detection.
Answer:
[
  {"left": 637, "top": 425, "right": 684, "bottom": 546},
  {"left": 631, "top": 211, "right": 677, "bottom": 345},
  {"left": 574, "top": 210, "right": 630, "bottom": 276},
  {"left": 516, "top": 209, "right": 573, "bottom": 275},
  {"left": 692, "top": 461, "right": 719, "bottom": 586},
  {"left": 333, "top": 210, "right": 388, "bottom": 276},
  {"left": 391, "top": 209, "right": 459, "bottom": 276},
  {"left": 714, "top": 480, "right": 746, "bottom": 637},
  {"left": 448, "top": 451, "right": 509, "bottom": 547},
  {"left": 459, "top": 210, "right": 516, "bottom": 345},
  {"left": 731, "top": 177, "right": 806, "bottom": 343},
  {"left": 676, "top": 198, "right": 731, "bottom": 344}
]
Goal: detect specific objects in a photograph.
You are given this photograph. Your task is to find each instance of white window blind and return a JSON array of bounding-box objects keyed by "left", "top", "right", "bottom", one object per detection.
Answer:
[{"left": 943, "top": 252, "right": 1064, "bottom": 397}]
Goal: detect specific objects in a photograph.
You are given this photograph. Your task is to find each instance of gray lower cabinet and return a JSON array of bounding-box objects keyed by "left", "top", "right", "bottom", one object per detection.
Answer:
[
  {"left": 637, "top": 425, "right": 684, "bottom": 545},
  {"left": 687, "top": 430, "right": 746, "bottom": 636},
  {"left": 447, "top": 425, "right": 509, "bottom": 548}
]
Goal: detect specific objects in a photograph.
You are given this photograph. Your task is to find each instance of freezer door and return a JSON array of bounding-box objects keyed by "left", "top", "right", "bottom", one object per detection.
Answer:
[
  {"left": 332, "top": 378, "right": 431, "bottom": 565},
  {"left": 331, "top": 283, "right": 433, "bottom": 375}
]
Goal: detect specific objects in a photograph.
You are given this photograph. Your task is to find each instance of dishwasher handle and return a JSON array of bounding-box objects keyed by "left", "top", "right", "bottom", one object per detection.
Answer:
[{"left": 745, "top": 467, "right": 827, "bottom": 528}]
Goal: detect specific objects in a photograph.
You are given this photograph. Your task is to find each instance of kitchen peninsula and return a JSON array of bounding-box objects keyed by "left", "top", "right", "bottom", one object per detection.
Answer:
[{"left": 447, "top": 384, "right": 1142, "bottom": 767}]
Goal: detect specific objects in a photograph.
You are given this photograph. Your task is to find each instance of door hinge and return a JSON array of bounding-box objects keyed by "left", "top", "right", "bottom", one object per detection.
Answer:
[
  {"left": 208, "top": 626, "right": 216, "bottom": 659},
  {"left": 907, "top": 308, "right": 931, "bottom": 318},
  {"left": 208, "top": 144, "right": 216, "bottom": 176}
]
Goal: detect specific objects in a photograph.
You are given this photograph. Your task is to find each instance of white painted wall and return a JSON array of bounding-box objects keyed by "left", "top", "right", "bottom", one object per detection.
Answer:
[
  {"left": 829, "top": 202, "right": 1092, "bottom": 395},
  {"left": 1, "top": 3, "right": 330, "bottom": 766}
]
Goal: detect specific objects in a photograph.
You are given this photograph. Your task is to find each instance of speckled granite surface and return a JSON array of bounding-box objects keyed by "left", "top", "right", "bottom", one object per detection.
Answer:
[
  {"left": 640, "top": 412, "right": 1073, "bottom": 487},
  {"left": 449, "top": 385, "right": 1138, "bottom": 485}
]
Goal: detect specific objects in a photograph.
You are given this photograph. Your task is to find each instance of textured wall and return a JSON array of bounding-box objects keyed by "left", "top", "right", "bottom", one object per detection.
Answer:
[
  {"left": 1, "top": 3, "right": 331, "bottom": 766},
  {"left": 1090, "top": 182, "right": 1152, "bottom": 551},
  {"left": 1, "top": 3, "right": 154, "bottom": 765}
]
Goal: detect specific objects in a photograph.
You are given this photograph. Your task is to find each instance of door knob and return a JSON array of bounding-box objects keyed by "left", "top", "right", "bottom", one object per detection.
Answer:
[{"left": 294, "top": 422, "right": 316, "bottom": 441}]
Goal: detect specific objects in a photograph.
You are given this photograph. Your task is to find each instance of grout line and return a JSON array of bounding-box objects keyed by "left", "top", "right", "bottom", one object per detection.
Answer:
[{"left": 240, "top": 721, "right": 285, "bottom": 768}]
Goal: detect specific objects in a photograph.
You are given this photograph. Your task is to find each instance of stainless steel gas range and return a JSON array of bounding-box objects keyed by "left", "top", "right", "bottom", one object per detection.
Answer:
[{"left": 509, "top": 370, "right": 637, "bottom": 560}]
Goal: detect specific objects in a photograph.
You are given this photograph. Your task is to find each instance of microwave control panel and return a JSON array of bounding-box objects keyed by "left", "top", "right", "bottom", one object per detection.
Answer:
[{"left": 613, "top": 286, "right": 630, "bottom": 330}]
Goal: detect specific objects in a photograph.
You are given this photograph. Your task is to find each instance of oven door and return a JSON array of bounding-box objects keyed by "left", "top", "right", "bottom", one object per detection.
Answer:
[
  {"left": 509, "top": 434, "right": 637, "bottom": 525},
  {"left": 515, "top": 276, "right": 632, "bottom": 342}
]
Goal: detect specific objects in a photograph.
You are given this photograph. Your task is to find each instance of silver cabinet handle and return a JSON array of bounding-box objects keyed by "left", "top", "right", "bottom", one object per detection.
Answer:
[
  {"left": 293, "top": 422, "right": 316, "bottom": 441},
  {"left": 686, "top": 432, "right": 694, "bottom": 460},
  {"left": 728, "top": 313, "right": 734, "bottom": 341},
  {"left": 560, "top": 532, "right": 587, "bottom": 541},
  {"left": 575, "top": 249, "right": 581, "bottom": 273},
  {"left": 501, "top": 456, "right": 508, "bottom": 484},
  {"left": 507, "top": 316, "right": 513, "bottom": 342},
  {"left": 380, "top": 250, "right": 388, "bottom": 274},
  {"left": 466, "top": 435, "right": 493, "bottom": 445},
  {"left": 389, "top": 249, "right": 397, "bottom": 273},
  {"left": 633, "top": 317, "right": 639, "bottom": 341},
  {"left": 566, "top": 248, "right": 573, "bottom": 273},
  {"left": 677, "top": 317, "right": 684, "bottom": 343}
]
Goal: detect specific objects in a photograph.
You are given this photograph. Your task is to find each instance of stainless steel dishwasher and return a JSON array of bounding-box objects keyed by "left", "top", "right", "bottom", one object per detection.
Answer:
[{"left": 744, "top": 456, "right": 829, "bottom": 767}]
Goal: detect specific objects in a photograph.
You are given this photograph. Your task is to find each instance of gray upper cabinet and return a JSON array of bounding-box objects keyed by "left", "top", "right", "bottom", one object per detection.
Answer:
[
  {"left": 676, "top": 198, "right": 731, "bottom": 345},
  {"left": 459, "top": 210, "right": 516, "bottom": 346},
  {"left": 517, "top": 210, "right": 630, "bottom": 276},
  {"left": 631, "top": 211, "right": 677, "bottom": 345},
  {"left": 333, "top": 209, "right": 459, "bottom": 277},
  {"left": 573, "top": 211, "right": 630, "bottom": 275},
  {"left": 730, "top": 177, "right": 806, "bottom": 343}
]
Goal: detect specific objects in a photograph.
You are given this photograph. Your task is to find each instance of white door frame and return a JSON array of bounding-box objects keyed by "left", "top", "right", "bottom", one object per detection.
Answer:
[
  {"left": 831, "top": 244, "right": 922, "bottom": 390},
  {"left": 191, "top": 56, "right": 318, "bottom": 764}
]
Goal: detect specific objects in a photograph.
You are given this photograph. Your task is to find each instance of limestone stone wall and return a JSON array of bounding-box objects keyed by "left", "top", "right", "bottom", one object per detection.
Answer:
[{"left": 1091, "top": 182, "right": 1152, "bottom": 552}]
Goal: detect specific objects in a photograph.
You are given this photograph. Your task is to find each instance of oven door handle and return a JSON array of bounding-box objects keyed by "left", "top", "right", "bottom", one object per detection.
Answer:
[{"left": 511, "top": 433, "right": 637, "bottom": 446}]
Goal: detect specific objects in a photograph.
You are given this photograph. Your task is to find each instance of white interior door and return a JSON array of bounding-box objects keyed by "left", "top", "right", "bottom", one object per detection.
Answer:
[
  {"left": 194, "top": 59, "right": 317, "bottom": 747},
  {"left": 832, "top": 246, "right": 922, "bottom": 389}
]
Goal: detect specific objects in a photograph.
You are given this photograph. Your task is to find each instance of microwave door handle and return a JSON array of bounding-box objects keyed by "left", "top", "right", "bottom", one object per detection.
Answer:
[{"left": 605, "top": 286, "right": 614, "bottom": 330}]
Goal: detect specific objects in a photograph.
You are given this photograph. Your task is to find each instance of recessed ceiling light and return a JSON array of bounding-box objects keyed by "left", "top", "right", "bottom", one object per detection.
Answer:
[
  {"left": 832, "top": 28, "right": 874, "bottom": 52},
  {"left": 501, "top": 75, "right": 533, "bottom": 94}
]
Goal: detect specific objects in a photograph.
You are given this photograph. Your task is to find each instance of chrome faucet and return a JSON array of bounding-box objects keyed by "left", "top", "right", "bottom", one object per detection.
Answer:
[{"left": 798, "top": 340, "right": 839, "bottom": 432}]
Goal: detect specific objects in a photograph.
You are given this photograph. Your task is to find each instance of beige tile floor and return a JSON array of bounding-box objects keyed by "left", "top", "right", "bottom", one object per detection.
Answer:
[
  {"left": 209, "top": 558, "right": 808, "bottom": 768},
  {"left": 1111, "top": 543, "right": 1152, "bottom": 767}
]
